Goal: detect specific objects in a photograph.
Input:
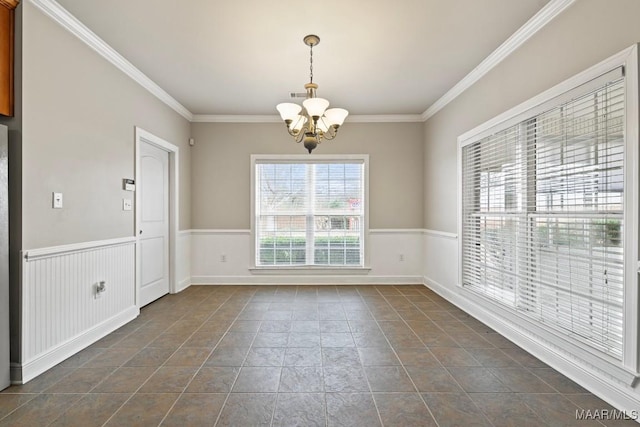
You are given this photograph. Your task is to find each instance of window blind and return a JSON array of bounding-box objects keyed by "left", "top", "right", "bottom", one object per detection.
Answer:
[
  {"left": 461, "top": 74, "right": 625, "bottom": 359},
  {"left": 255, "top": 161, "right": 364, "bottom": 266}
]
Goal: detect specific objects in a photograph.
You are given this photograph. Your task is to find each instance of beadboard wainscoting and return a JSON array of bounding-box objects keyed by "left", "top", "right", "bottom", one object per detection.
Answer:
[
  {"left": 190, "top": 229, "right": 424, "bottom": 285},
  {"left": 421, "top": 229, "right": 640, "bottom": 414},
  {"left": 16, "top": 237, "right": 138, "bottom": 383},
  {"left": 422, "top": 229, "right": 458, "bottom": 291}
]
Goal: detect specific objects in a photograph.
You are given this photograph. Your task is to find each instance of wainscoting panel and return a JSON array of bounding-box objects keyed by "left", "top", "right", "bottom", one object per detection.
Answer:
[
  {"left": 422, "top": 229, "right": 458, "bottom": 290},
  {"left": 18, "top": 237, "right": 138, "bottom": 383},
  {"left": 368, "top": 229, "right": 423, "bottom": 281},
  {"left": 190, "top": 229, "right": 423, "bottom": 285}
]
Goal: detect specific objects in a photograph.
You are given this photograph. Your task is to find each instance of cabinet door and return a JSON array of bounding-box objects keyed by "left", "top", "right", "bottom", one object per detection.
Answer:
[{"left": 0, "top": 0, "right": 19, "bottom": 117}]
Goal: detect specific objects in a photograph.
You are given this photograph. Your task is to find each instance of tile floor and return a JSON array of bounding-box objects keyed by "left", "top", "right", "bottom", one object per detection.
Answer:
[{"left": 0, "top": 285, "right": 635, "bottom": 426}]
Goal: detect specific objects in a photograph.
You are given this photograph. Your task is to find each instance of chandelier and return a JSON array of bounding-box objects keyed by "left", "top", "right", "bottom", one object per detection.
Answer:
[{"left": 276, "top": 35, "right": 349, "bottom": 153}]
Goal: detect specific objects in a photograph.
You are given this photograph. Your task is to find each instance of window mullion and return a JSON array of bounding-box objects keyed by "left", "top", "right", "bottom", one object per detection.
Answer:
[{"left": 306, "top": 164, "right": 315, "bottom": 265}]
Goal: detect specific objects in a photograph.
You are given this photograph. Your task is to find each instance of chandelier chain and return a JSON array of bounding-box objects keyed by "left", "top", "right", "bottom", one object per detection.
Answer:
[{"left": 309, "top": 43, "right": 314, "bottom": 84}]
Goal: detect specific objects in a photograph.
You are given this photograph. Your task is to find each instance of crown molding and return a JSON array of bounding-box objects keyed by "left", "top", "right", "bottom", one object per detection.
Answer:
[
  {"left": 27, "top": 0, "right": 421, "bottom": 125},
  {"left": 28, "top": 0, "right": 194, "bottom": 122},
  {"left": 421, "top": 0, "right": 577, "bottom": 122},
  {"left": 29, "top": 0, "right": 574, "bottom": 124},
  {"left": 348, "top": 114, "right": 424, "bottom": 123},
  {"left": 192, "top": 115, "right": 281, "bottom": 123},
  {"left": 191, "top": 114, "right": 424, "bottom": 123}
]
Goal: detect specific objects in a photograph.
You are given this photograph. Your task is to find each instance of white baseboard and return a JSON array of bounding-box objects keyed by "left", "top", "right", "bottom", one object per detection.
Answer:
[
  {"left": 423, "top": 275, "right": 640, "bottom": 414},
  {"left": 191, "top": 275, "right": 423, "bottom": 285},
  {"left": 176, "top": 277, "right": 191, "bottom": 293},
  {"left": 14, "top": 306, "right": 138, "bottom": 384}
]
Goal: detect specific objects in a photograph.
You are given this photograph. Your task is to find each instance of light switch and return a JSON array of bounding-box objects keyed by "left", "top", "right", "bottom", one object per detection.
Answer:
[
  {"left": 52, "top": 192, "right": 63, "bottom": 209},
  {"left": 123, "top": 198, "right": 132, "bottom": 211}
]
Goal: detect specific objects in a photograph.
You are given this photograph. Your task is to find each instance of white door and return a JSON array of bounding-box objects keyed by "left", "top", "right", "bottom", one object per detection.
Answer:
[{"left": 139, "top": 141, "right": 170, "bottom": 306}]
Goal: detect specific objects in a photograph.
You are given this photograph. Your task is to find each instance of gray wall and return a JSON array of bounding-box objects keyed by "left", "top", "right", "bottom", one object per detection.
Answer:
[
  {"left": 191, "top": 122, "right": 424, "bottom": 230},
  {"left": 423, "top": 0, "right": 640, "bottom": 233},
  {"left": 2, "top": 2, "right": 192, "bottom": 366},
  {"left": 21, "top": 1, "right": 191, "bottom": 249}
]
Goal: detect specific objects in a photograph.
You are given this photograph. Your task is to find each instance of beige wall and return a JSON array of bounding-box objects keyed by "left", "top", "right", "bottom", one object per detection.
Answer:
[
  {"left": 191, "top": 122, "right": 424, "bottom": 230},
  {"left": 423, "top": 0, "right": 640, "bottom": 233},
  {"left": 21, "top": 2, "right": 191, "bottom": 249}
]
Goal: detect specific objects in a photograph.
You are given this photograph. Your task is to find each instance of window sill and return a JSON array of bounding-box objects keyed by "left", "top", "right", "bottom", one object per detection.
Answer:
[{"left": 249, "top": 266, "right": 371, "bottom": 275}]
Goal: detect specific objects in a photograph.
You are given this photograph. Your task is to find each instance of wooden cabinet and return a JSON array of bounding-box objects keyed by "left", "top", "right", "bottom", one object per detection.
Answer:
[{"left": 0, "top": 0, "right": 19, "bottom": 117}]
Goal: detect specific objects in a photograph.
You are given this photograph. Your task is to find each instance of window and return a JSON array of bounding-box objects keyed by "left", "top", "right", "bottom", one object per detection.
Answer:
[
  {"left": 252, "top": 155, "right": 367, "bottom": 267},
  {"left": 460, "top": 51, "right": 638, "bottom": 367}
]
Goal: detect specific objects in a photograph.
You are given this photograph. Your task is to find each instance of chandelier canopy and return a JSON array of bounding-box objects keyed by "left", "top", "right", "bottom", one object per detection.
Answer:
[{"left": 276, "top": 35, "right": 349, "bottom": 153}]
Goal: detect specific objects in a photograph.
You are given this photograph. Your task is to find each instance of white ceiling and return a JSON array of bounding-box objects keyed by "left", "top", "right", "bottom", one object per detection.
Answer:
[{"left": 54, "top": 0, "right": 550, "bottom": 116}]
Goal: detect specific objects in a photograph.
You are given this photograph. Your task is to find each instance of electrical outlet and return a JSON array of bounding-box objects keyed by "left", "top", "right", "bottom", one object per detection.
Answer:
[
  {"left": 220, "top": 254, "right": 227, "bottom": 263},
  {"left": 399, "top": 254, "right": 405, "bottom": 262},
  {"left": 94, "top": 281, "right": 106, "bottom": 299}
]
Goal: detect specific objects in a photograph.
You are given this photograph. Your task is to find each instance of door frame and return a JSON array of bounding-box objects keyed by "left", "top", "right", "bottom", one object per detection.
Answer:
[{"left": 134, "top": 127, "right": 179, "bottom": 307}]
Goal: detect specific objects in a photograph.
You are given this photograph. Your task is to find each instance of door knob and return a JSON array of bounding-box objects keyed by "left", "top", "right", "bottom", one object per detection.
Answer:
[{"left": 139, "top": 230, "right": 143, "bottom": 235}]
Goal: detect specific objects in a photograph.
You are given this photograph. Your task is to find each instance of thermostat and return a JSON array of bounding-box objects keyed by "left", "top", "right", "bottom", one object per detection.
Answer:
[{"left": 123, "top": 179, "right": 135, "bottom": 191}]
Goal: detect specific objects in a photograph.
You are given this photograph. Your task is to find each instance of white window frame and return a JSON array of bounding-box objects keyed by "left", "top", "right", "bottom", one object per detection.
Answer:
[
  {"left": 250, "top": 154, "right": 370, "bottom": 274},
  {"left": 457, "top": 45, "right": 639, "bottom": 383}
]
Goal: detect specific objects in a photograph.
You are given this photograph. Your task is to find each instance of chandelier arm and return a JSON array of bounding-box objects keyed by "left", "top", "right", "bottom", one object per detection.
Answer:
[
  {"left": 286, "top": 127, "right": 306, "bottom": 143},
  {"left": 285, "top": 122, "right": 298, "bottom": 137},
  {"left": 321, "top": 126, "right": 339, "bottom": 140},
  {"left": 292, "top": 123, "right": 310, "bottom": 143}
]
